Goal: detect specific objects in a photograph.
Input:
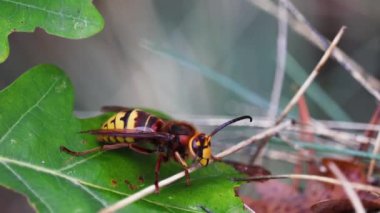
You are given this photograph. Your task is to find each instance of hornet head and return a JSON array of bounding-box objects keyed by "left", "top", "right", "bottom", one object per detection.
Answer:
[{"left": 188, "top": 115, "right": 252, "bottom": 166}]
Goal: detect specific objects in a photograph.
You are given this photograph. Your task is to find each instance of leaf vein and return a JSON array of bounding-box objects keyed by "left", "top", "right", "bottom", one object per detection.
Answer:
[
  {"left": 77, "top": 184, "right": 107, "bottom": 207},
  {"left": 1, "top": 162, "right": 54, "bottom": 213},
  {"left": 58, "top": 152, "right": 104, "bottom": 172},
  {"left": 0, "top": 156, "right": 200, "bottom": 212},
  {"left": 0, "top": 78, "right": 60, "bottom": 145}
]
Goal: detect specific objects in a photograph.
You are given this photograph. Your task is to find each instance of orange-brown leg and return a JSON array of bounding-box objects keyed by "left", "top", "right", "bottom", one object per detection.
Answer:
[
  {"left": 60, "top": 143, "right": 130, "bottom": 156},
  {"left": 174, "top": 151, "right": 190, "bottom": 186},
  {"left": 129, "top": 144, "right": 156, "bottom": 155},
  {"left": 154, "top": 155, "right": 164, "bottom": 193}
]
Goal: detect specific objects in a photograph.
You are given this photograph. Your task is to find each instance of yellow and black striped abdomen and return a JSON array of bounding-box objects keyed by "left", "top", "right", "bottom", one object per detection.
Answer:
[{"left": 99, "top": 109, "right": 162, "bottom": 143}]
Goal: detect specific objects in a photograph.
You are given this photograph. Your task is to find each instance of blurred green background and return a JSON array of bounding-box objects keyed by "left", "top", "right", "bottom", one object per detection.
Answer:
[{"left": 0, "top": 0, "right": 379, "bottom": 212}]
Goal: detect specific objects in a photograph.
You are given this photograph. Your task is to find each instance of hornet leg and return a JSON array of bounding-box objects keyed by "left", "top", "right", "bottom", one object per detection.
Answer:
[
  {"left": 60, "top": 143, "right": 130, "bottom": 156},
  {"left": 129, "top": 144, "right": 156, "bottom": 155},
  {"left": 154, "top": 154, "right": 164, "bottom": 193},
  {"left": 174, "top": 151, "right": 190, "bottom": 186}
]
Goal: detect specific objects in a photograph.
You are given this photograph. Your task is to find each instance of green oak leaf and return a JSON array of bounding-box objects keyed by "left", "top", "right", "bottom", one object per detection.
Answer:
[
  {"left": 0, "top": 0, "right": 104, "bottom": 63},
  {"left": 0, "top": 64, "right": 244, "bottom": 212}
]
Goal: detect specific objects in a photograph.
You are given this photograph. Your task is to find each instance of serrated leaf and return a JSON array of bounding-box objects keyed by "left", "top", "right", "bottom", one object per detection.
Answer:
[
  {"left": 0, "top": 64, "right": 244, "bottom": 212},
  {"left": 0, "top": 0, "right": 104, "bottom": 63}
]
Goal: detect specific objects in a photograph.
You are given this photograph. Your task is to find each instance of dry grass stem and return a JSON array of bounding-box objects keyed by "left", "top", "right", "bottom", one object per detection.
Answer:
[
  {"left": 216, "top": 120, "right": 292, "bottom": 158},
  {"left": 186, "top": 116, "right": 380, "bottom": 132},
  {"left": 278, "top": 134, "right": 317, "bottom": 159},
  {"left": 289, "top": 125, "right": 374, "bottom": 146},
  {"left": 235, "top": 174, "right": 380, "bottom": 194},
  {"left": 99, "top": 166, "right": 200, "bottom": 213},
  {"left": 248, "top": 26, "right": 346, "bottom": 164},
  {"left": 276, "top": 26, "right": 346, "bottom": 124},
  {"left": 328, "top": 162, "right": 365, "bottom": 213},
  {"left": 317, "top": 120, "right": 380, "bottom": 132},
  {"left": 247, "top": 0, "right": 380, "bottom": 101},
  {"left": 264, "top": 149, "right": 313, "bottom": 164},
  {"left": 267, "top": 0, "right": 288, "bottom": 120},
  {"left": 99, "top": 120, "right": 292, "bottom": 212},
  {"left": 186, "top": 117, "right": 376, "bottom": 145},
  {"left": 299, "top": 121, "right": 375, "bottom": 145}
]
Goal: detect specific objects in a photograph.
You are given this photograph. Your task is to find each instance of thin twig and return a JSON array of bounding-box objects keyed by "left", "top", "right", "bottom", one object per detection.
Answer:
[
  {"left": 99, "top": 166, "right": 200, "bottom": 213},
  {"left": 278, "top": 134, "right": 317, "bottom": 161},
  {"left": 299, "top": 121, "right": 375, "bottom": 146},
  {"left": 233, "top": 174, "right": 380, "bottom": 194},
  {"left": 264, "top": 149, "right": 313, "bottom": 164},
  {"left": 99, "top": 120, "right": 292, "bottom": 213},
  {"left": 328, "top": 162, "right": 365, "bottom": 213},
  {"left": 249, "top": 138, "right": 268, "bottom": 164},
  {"left": 216, "top": 120, "right": 292, "bottom": 158},
  {"left": 185, "top": 116, "right": 380, "bottom": 132},
  {"left": 367, "top": 132, "right": 380, "bottom": 178},
  {"left": 183, "top": 116, "right": 376, "bottom": 145},
  {"left": 316, "top": 119, "right": 380, "bottom": 132},
  {"left": 247, "top": 0, "right": 380, "bottom": 101},
  {"left": 276, "top": 26, "right": 346, "bottom": 124},
  {"left": 267, "top": 0, "right": 288, "bottom": 120},
  {"left": 277, "top": 140, "right": 380, "bottom": 161}
]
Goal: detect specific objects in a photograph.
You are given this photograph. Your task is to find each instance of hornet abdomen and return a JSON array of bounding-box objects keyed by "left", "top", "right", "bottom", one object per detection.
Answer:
[{"left": 99, "top": 109, "right": 163, "bottom": 143}]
